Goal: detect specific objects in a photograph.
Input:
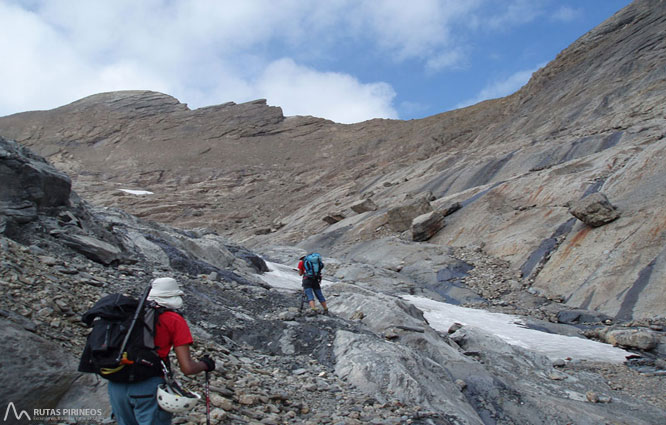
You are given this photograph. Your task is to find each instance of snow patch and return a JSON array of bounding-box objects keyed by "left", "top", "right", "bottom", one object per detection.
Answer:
[
  {"left": 259, "top": 260, "right": 333, "bottom": 291},
  {"left": 119, "top": 189, "right": 154, "bottom": 195},
  {"left": 402, "top": 295, "right": 631, "bottom": 363}
]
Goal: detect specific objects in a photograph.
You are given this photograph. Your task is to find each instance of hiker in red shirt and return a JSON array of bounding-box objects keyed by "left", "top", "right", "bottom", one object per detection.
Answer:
[
  {"left": 107, "top": 277, "right": 215, "bottom": 425},
  {"left": 298, "top": 254, "right": 329, "bottom": 315}
]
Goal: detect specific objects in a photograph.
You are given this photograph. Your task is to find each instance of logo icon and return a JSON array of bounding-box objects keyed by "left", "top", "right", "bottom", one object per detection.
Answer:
[{"left": 3, "top": 402, "right": 31, "bottom": 422}]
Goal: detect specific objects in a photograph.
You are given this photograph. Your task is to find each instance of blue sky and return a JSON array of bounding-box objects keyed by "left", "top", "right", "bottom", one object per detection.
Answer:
[{"left": 0, "top": 0, "right": 632, "bottom": 123}]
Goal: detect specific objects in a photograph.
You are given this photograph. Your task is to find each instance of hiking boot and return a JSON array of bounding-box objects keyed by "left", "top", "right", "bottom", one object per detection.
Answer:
[
  {"left": 323, "top": 309, "right": 329, "bottom": 316},
  {"left": 306, "top": 308, "right": 318, "bottom": 316}
]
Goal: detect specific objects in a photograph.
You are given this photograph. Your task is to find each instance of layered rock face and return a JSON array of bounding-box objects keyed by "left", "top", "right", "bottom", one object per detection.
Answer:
[
  {"left": 259, "top": 0, "right": 666, "bottom": 321},
  {"left": 0, "top": 0, "right": 665, "bottom": 325}
]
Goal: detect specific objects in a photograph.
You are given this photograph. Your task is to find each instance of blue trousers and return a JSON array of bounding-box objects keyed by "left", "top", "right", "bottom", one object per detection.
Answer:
[
  {"left": 304, "top": 287, "right": 326, "bottom": 303},
  {"left": 107, "top": 376, "right": 172, "bottom": 425}
]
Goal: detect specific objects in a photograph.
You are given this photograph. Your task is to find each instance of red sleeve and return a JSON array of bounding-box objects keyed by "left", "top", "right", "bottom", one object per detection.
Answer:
[
  {"left": 298, "top": 260, "right": 305, "bottom": 275},
  {"left": 155, "top": 311, "right": 193, "bottom": 359},
  {"left": 170, "top": 314, "right": 193, "bottom": 348}
]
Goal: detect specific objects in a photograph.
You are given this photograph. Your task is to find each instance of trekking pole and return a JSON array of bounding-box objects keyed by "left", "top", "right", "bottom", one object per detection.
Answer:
[
  {"left": 115, "top": 284, "right": 152, "bottom": 363},
  {"left": 299, "top": 290, "right": 303, "bottom": 313},
  {"left": 205, "top": 369, "right": 211, "bottom": 425},
  {"left": 299, "top": 290, "right": 307, "bottom": 313}
]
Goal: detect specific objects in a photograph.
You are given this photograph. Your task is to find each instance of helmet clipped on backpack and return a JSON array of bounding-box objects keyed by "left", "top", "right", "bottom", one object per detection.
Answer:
[{"left": 156, "top": 383, "right": 201, "bottom": 413}]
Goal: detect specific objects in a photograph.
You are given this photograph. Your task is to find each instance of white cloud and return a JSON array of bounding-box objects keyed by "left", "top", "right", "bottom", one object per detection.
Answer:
[
  {"left": 426, "top": 48, "right": 468, "bottom": 72},
  {"left": 455, "top": 64, "right": 544, "bottom": 109},
  {"left": 0, "top": 0, "right": 568, "bottom": 122},
  {"left": 255, "top": 58, "right": 397, "bottom": 124},
  {"left": 0, "top": 0, "right": 404, "bottom": 122},
  {"left": 485, "top": 0, "right": 546, "bottom": 30},
  {"left": 0, "top": 1, "right": 176, "bottom": 113},
  {"left": 93, "top": 62, "right": 171, "bottom": 94},
  {"left": 351, "top": 0, "right": 484, "bottom": 71},
  {"left": 357, "top": 0, "right": 459, "bottom": 59},
  {"left": 0, "top": 2, "right": 87, "bottom": 111},
  {"left": 551, "top": 6, "right": 582, "bottom": 23}
]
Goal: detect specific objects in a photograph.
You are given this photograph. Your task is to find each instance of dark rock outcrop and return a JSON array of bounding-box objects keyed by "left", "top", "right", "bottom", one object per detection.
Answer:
[
  {"left": 0, "top": 137, "right": 71, "bottom": 224},
  {"left": 386, "top": 197, "right": 433, "bottom": 232},
  {"left": 557, "top": 308, "right": 613, "bottom": 325},
  {"left": 605, "top": 328, "right": 659, "bottom": 351},
  {"left": 350, "top": 199, "right": 378, "bottom": 214},
  {"left": 322, "top": 213, "right": 345, "bottom": 224}
]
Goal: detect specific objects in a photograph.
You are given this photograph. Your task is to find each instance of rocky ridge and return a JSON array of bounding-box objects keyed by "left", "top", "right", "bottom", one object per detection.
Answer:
[{"left": 253, "top": 0, "right": 666, "bottom": 322}]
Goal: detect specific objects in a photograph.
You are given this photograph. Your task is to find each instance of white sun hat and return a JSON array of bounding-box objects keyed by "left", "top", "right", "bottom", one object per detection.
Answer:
[{"left": 148, "top": 277, "right": 184, "bottom": 309}]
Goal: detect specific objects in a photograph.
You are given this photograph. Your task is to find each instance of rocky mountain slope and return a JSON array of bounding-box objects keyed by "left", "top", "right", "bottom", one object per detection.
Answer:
[
  {"left": 2, "top": 130, "right": 665, "bottom": 424},
  {"left": 2, "top": 1, "right": 666, "bottom": 423},
  {"left": 1, "top": 0, "right": 665, "bottom": 326}
]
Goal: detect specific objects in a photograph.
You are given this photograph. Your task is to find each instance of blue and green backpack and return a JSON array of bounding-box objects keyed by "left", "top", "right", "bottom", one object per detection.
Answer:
[{"left": 303, "top": 253, "right": 324, "bottom": 277}]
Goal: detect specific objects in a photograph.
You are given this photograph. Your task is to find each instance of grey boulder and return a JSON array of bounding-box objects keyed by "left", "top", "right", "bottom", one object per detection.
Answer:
[
  {"left": 411, "top": 210, "right": 445, "bottom": 242},
  {"left": 0, "top": 319, "right": 79, "bottom": 414},
  {"left": 569, "top": 192, "right": 620, "bottom": 227},
  {"left": 386, "top": 198, "right": 433, "bottom": 232}
]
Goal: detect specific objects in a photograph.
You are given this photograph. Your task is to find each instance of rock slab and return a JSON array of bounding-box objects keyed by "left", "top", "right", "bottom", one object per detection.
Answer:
[
  {"left": 350, "top": 199, "right": 378, "bottom": 214},
  {"left": 411, "top": 210, "right": 445, "bottom": 242},
  {"left": 0, "top": 319, "right": 79, "bottom": 413},
  {"left": 386, "top": 198, "right": 433, "bottom": 232}
]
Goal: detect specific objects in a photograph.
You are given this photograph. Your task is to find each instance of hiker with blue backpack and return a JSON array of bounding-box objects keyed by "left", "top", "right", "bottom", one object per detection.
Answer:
[{"left": 298, "top": 253, "right": 329, "bottom": 315}]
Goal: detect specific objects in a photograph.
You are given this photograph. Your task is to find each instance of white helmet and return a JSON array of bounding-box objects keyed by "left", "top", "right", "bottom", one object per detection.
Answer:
[{"left": 157, "top": 383, "right": 201, "bottom": 413}]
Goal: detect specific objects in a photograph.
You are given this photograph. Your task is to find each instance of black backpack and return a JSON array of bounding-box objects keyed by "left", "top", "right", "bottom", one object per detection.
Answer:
[{"left": 78, "top": 288, "right": 168, "bottom": 382}]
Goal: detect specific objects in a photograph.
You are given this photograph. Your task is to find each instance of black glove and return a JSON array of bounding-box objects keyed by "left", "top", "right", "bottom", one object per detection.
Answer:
[{"left": 200, "top": 355, "right": 215, "bottom": 372}]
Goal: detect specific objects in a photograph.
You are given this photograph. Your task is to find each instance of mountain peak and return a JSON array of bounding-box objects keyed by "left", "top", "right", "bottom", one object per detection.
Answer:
[{"left": 64, "top": 90, "right": 189, "bottom": 116}]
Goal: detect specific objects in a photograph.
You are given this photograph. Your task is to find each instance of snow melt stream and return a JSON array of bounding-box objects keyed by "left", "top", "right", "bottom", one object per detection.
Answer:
[{"left": 259, "top": 261, "right": 630, "bottom": 363}]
